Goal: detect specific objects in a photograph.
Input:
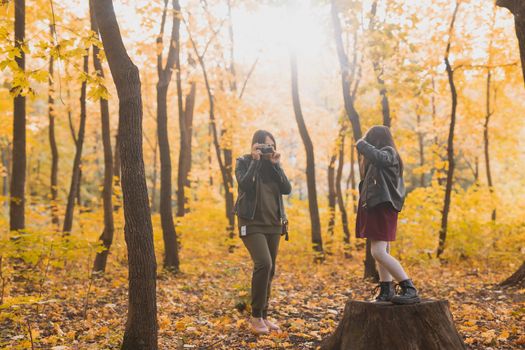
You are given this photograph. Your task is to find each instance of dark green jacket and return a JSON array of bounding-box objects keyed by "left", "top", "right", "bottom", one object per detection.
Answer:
[
  {"left": 234, "top": 155, "right": 292, "bottom": 237},
  {"left": 356, "top": 139, "right": 406, "bottom": 212}
]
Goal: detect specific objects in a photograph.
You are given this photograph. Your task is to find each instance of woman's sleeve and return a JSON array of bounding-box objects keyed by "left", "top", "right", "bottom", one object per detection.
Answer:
[
  {"left": 235, "top": 157, "right": 260, "bottom": 192},
  {"left": 272, "top": 163, "right": 292, "bottom": 195},
  {"left": 355, "top": 139, "right": 397, "bottom": 168}
]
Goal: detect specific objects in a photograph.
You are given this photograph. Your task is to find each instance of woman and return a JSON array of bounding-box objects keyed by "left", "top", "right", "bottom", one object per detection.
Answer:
[
  {"left": 234, "top": 130, "right": 292, "bottom": 334},
  {"left": 355, "top": 125, "right": 420, "bottom": 304}
]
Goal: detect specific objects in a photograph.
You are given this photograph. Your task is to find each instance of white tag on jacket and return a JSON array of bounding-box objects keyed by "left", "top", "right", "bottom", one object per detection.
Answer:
[{"left": 240, "top": 226, "right": 247, "bottom": 236}]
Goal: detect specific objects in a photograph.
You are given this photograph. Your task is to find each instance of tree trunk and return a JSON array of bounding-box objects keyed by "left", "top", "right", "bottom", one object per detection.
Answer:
[
  {"left": 2, "top": 147, "right": 9, "bottom": 212},
  {"left": 290, "top": 53, "right": 323, "bottom": 258},
  {"left": 187, "top": 24, "right": 234, "bottom": 248},
  {"left": 91, "top": 3, "right": 115, "bottom": 273},
  {"left": 330, "top": 0, "right": 362, "bottom": 142},
  {"left": 331, "top": 0, "right": 377, "bottom": 278},
  {"left": 151, "top": 138, "right": 158, "bottom": 213},
  {"left": 346, "top": 142, "right": 357, "bottom": 214},
  {"left": 474, "top": 156, "right": 479, "bottom": 182},
  {"left": 174, "top": 0, "right": 191, "bottom": 218},
  {"left": 182, "top": 81, "right": 195, "bottom": 187},
  {"left": 62, "top": 52, "right": 89, "bottom": 236},
  {"left": 203, "top": 78, "right": 228, "bottom": 202},
  {"left": 496, "top": 0, "right": 525, "bottom": 287},
  {"left": 497, "top": 0, "right": 525, "bottom": 86},
  {"left": 76, "top": 168, "right": 82, "bottom": 207},
  {"left": 500, "top": 261, "right": 525, "bottom": 287},
  {"left": 363, "top": 239, "right": 379, "bottom": 279},
  {"left": 377, "top": 74, "right": 391, "bottom": 127},
  {"left": 177, "top": 81, "right": 197, "bottom": 216},
  {"left": 326, "top": 149, "right": 337, "bottom": 255},
  {"left": 437, "top": 2, "right": 460, "bottom": 258},
  {"left": 157, "top": 82, "right": 180, "bottom": 271},
  {"left": 156, "top": 0, "right": 180, "bottom": 272},
  {"left": 484, "top": 9, "right": 497, "bottom": 222},
  {"left": 227, "top": 0, "right": 237, "bottom": 92},
  {"left": 207, "top": 125, "right": 213, "bottom": 186},
  {"left": 10, "top": 0, "right": 26, "bottom": 232},
  {"left": 48, "top": 24, "right": 59, "bottom": 229},
  {"left": 327, "top": 152, "right": 337, "bottom": 238},
  {"left": 113, "top": 133, "right": 121, "bottom": 212},
  {"left": 224, "top": 145, "right": 235, "bottom": 245},
  {"left": 224, "top": 1, "right": 237, "bottom": 245},
  {"left": 91, "top": 0, "right": 158, "bottom": 347},
  {"left": 176, "top": 77, "right": 196, "bottom": 217},
  {"left": 483, "top": 69, "right": 496, "bottom": 222},
  {"left": 430, "top": 76, "right": 444, "bottom": 185},
  {"left": 369, "top": 0, "right": 391, "bottom": 128},
  {"left": 335, "top": 129, "right": 351, "bottom": 258},
  {"left": 416, "top": 113, "right": 425, "bottom": 187},
  {"left": 321, "top": 300, "right": 466, "bottom": 350}
]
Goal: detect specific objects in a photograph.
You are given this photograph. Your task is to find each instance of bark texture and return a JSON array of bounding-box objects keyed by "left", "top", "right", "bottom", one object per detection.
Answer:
[
  {"left": 48, "top": 24, "right": 59, "bottom": 229},
  {"left": 437, "top": 2, "right": 460, "bottom": 258},
  {"left": 10, "top": 0, "right": 26, "bottom": 232},
  {"left": 90, "top": 3, "right": 115, "bottom": 273},
  {"left": 291, "top": 53, "right": 323, "bottom": 257},
  {"left": 321, "top": 300, "right": 466, "bottom": 350},
  {"left": 156, "top": 0, "right": 180, "bottom": 271},
  {"left": 91, "top": 0, "right": 158, "bottom": 347},
  {"left": 62, "top": 53, "right": 89, "bottom": 236},
  {"left": 496, "top": 0, "right": 525, "bottom": 287}
]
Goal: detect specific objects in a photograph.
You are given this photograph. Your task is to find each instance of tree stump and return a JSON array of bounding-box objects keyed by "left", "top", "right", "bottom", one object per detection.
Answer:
[{"left": 321, "top": 299, "right": 466, "bottom": 350}]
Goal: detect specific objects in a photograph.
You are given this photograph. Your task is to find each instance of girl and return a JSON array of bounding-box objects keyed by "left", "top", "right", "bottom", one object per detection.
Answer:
[
  {"left": 234, "top": 130, "right": 292, "bottom": 334},
  {"left": 355, "top": 125, "right": 420, "bottom": 304}
]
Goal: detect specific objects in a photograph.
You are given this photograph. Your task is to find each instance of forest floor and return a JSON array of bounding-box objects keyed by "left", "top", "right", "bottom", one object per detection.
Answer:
[{"left": 1, "top": 208, "right": 524, "bottom": 350}]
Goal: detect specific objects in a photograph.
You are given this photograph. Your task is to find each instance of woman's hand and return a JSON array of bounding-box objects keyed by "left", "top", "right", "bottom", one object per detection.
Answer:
[
  {"left": 251, "top": 143, "right": 263, "bottom": 160},
  {"left": 270, "top": 151, "right": 281, "bottom": 165}
]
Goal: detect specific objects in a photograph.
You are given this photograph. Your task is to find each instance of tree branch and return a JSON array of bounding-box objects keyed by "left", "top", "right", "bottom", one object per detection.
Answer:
[
  {"left": 453, "top": 61, "right": 519, "bottom": 72},
  {"left": 157, "top": 0, "right": 169, "bottom": 78},
  {"left": 238, "top": 57, "right": 259, "bottom": 100},
  {"left": 496, "top": 0, "right": 517, "bottom": 14}
]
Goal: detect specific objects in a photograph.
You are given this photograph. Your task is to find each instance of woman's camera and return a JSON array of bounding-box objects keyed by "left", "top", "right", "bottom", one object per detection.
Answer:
[{"left": 257, "top": 144, "right": 274, "bottom": 154}]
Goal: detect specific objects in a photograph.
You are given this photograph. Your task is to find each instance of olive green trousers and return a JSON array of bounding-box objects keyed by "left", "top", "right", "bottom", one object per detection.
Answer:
[{"left": 241, "top": 233, "right": 281, "bottom": 318}]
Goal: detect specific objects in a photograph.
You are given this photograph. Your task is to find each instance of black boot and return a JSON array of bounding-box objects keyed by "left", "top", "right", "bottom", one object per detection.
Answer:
[
  {"left": 391, "top": 279, "right": 420, "bottom": 305},
  {"left": 372, "top": 281, "right": 395, "bottom": 302}
]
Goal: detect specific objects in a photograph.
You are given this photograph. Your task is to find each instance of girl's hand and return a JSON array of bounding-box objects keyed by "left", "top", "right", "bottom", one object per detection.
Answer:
[
  {"left": 270, "top": 151, "right": 281, "bottom": 165},
  {"left": 251, "top": 143, "right": 263, "bottom": 160}
]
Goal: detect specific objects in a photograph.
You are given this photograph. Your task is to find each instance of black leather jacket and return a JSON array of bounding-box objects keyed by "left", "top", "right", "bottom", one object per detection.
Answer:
[
  {"left": 234, "top": 155, "right": 292, "bottom": 237},
  {"left": 356, "top": 139, "right": 405, "bottom": 212}
]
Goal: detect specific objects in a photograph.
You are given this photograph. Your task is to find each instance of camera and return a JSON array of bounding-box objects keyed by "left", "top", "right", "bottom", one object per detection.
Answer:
[{"left": 257, "top": 144, "right": 274, "bottom": 154}]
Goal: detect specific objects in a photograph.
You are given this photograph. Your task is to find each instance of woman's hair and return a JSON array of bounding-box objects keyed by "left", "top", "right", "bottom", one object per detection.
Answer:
[
  {"left": 251, "top": 129, "right": 276, "bottom": 149},
  {"left": 363, "top": 125, "right": 403, "bottom": 177}
]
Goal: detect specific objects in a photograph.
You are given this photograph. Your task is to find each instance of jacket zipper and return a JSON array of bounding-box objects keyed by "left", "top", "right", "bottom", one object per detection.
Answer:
[{"left": 250, "top": 172, "right": 258, "bottom": 219}]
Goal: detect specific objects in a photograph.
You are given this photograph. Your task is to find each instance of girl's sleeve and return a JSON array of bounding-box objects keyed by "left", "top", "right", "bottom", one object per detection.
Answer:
[{"left": 355, "top": 139, "right": 397, "bottom": 168}]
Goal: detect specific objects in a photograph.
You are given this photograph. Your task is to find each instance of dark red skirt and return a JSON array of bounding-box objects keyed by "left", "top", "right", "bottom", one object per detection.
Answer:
[{"left": 355, "top": 200, "right": 398, "bottom": 241}]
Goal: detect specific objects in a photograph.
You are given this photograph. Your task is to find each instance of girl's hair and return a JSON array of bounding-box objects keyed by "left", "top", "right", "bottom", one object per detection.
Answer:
[
  {"left": 251, "top": 129, "right": 276, "bottom": 149},
  {"left": 363, "top": 125, "right": 404, "bottom": 177}
]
